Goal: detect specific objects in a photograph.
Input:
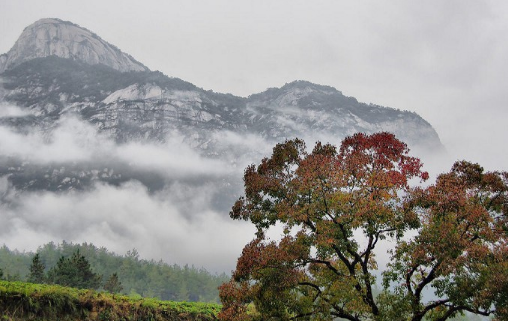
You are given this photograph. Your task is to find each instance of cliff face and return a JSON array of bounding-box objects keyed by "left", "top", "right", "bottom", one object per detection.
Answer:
[
  {"left": 244, "top": 81, "right": 441, "bottom": 150},
  {"left": 0, "top": 19, "right": 444, "bottom": 194},
  {"left": 0, "top": 56, "right": 442, "bottom": 150},
  {"left": 0, "top": 18, "right": 148, "bottom": 73}
]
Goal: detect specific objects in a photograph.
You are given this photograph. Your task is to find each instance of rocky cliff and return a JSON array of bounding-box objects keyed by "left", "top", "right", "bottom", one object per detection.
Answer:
[
  {"left": 0, "top": 19, "right": 443, "bottom": 194},
  {"left": 0, "top": 18, "right": 148, "bottom": 73}
]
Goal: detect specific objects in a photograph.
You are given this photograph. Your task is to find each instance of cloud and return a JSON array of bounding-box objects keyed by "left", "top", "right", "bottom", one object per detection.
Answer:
[
  {"left": 115, "top": 135, "right": 232, "bottom": 179},
  {"left": 0, "top": 113, "right": 264, "bottom": 272},
  {"left": 1, "top": 0, "right": 508, "bottom": 276},
  {"left": 0, "top": 179, "right": 255, "bottom": 273},
  {"left": 0, "top": 103, "right": 32, "bottom": 118},
  {"left": 209, "top": 130, "right": 273, "bottom": 167},
  {"left": 0, "top": 115, "right": 110, "bottom": 163},
  {"left": 0, "top": 115, "right": 237, "bottom": 178},
  {"left": 0, "top": 114, "right": 274, "bottom": 273}
]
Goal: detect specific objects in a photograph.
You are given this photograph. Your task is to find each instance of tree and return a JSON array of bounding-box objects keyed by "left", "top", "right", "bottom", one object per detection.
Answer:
[
  {"left": 218, "top": 133, "right": 508, "bottom": 321},
  {"left": 28, "top": 253, "right": 46, "bottom": 284},
  {"left": 0, "top": 267, "right": 3, "bottom": 280},
  {"left": 104, "top": 272, "right": 123, "bottom": 294},
  {"left": 383, "top": 160, "right": 508, "bottom": 321},
  {"left": 47, "top": 250, "right": 102, "bottom": 289}
]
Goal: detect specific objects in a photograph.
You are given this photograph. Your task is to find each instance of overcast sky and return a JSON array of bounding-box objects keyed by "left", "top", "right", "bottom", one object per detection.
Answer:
[
  {"left": 1, "top": 0, "right": 507, "bottom": 272},
  {"left": 2, "top": 0, "right": 507, "bottom": 170}
]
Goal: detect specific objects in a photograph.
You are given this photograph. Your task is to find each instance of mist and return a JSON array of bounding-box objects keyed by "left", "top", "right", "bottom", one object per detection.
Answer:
[
  {"left": 0, "top": 103, "right": 456, "bottom": 274},
  {"left": 0, "top": 178, "right": 256, "bottom": 273},
  {"left": 1, "top": 1, "right": 507, "bottom": 275},
  {"left": 0, "top": 107, "right": 270, "bottom": 273}
]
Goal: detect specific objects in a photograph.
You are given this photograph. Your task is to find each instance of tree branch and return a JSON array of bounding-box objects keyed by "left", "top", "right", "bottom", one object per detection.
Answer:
[
  {"left": 297, "top": 282, "right": 361, "bottom": 321},
  {"left": 414, "top": 259, "right": 442, "bottom": 301},
  {"left": 434, "top": 304, "right": 494, "bottom": 321},
  {"left": 413, "top": 298, "right": 450, "bottom": 320},
  {"left": 307, "top": 258, "right": 343, "bottom": 277}
]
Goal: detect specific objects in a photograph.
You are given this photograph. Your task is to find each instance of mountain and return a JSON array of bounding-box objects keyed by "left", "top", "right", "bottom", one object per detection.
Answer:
[
  {"left": 0, "top": 18, "right": 147, "bottom": 73},
  {"left": 245, "top": 81, "right": 440, "bottom": 150},
  {"left": 0, "top": 19, "right": 443, "bottom": 195}
]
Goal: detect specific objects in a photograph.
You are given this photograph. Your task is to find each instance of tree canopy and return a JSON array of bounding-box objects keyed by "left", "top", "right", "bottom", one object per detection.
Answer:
[
  {"left": 104, "top": 272, "right": 124, "bottom": 294},
  {"left": 28, "top": 253, "right": 45, "bottom": 284},
  {"left": 218, "top": 132, "right": 508, "bottom": 321},
  {"left": 47, "top": 250, "right": 102, "bottom": 290}
]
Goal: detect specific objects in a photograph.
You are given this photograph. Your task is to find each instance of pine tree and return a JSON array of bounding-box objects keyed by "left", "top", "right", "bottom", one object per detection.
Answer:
[
  {"left": 104, "top": 273, "right": 123, "bottom": 294},
  {"left": 28, "top": 253, "right": 46, "bottom": 284},
  {"left": 47, "top": 250, "right": 101, "bottom": 289}
]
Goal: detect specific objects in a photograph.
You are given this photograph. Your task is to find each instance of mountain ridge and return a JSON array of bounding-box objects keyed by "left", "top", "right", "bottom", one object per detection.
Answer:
[
  {"left": 0, "top": 55, "right": 441, "bottom": 149},
  {"left": 0, "top": 18, "right": 444, "bottom": 195}
]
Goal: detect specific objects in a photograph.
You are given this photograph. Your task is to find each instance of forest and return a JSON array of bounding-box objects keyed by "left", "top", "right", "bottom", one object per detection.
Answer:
[{"left": 0, "top": 241, "right": 228, "bottom": 303}]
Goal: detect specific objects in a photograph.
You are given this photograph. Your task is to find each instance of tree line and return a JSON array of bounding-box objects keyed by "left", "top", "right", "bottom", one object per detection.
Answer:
[
  {"left": 27, "top": 250, "right": 122, "bottom": 293},
  {"left": 0, "top": 241, "right": 228, "bottom": 303}
]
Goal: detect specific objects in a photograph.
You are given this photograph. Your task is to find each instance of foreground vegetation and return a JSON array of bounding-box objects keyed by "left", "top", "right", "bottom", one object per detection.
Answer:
[{"left": 0, "top": 280, "right": 219, "bottom": 320}]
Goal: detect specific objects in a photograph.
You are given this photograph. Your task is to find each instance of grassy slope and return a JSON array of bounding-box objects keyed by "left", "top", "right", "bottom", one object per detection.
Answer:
[{"left": 0, "top": 280, "right": 219, "bottom": 320}]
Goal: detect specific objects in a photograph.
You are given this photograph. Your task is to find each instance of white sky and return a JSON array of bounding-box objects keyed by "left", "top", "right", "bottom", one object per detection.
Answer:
[{"left": 1, "top": 0, "right": 507, "bottom": 272}]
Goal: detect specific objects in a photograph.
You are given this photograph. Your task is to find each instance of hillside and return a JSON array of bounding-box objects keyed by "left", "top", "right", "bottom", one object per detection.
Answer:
[
  {"left": 0, "top": 242, "right": 228, "bottom": 303},
  {"left": 0, "top": 280, "right": 219, "bottom": 320}
]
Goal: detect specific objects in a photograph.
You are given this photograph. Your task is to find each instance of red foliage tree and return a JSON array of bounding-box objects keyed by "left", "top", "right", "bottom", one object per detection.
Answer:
[
  {"left": 218, "top": 133, "right": 508, "bottom": 321},
  {"left": 384, "top": 160, "right": 508, "bottom": 321}
]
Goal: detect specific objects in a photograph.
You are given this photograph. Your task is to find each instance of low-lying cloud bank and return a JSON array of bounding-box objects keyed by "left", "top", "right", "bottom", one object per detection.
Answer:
[
  {"left": 0, "top": 104, "right": 481, "bottom": 274},
  {"left": 0, "top": 113, "right": 235, "bottom": 178},
  {"left": 0, "top": 177, "right": 256, "bottom": 273},
  {"left": 0, "top": 107, "right": 265, "bottom": 273}
]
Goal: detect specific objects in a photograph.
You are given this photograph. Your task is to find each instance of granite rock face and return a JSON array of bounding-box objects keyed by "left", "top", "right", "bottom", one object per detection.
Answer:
[
  {"left": 0, "top": 18, "right": 148, "bottom": 73},
  {"left": 0, "top": 19, "right": 443, "bottom": 194}
]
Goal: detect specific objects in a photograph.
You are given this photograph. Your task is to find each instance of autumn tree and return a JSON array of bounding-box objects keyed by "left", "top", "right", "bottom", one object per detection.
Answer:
[
  {"left": 218, "top": 133, "right": 508, "bottom": 321},
  {"left": 382, "top": 160, "right": 508, "bottom": 321}
]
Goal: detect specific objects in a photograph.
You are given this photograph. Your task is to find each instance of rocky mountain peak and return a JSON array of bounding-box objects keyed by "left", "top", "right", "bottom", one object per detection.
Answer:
[
  {"left": 281, "top": 80, "right": 339, "bottom": 93},
  {"left": 246, "top": 80, "right": 356, "bottom": 114},
  {"left": 0, "top": 18, "right": 148, "bottom": 73},
  {"left": 248, "top": 80, "right": 342, "bottom": 105}
]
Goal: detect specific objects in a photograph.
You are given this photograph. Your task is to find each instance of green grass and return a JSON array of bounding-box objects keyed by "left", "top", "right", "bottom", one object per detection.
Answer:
[{"left": 0, "top": 280, "right": 220, "bottom": 320}]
